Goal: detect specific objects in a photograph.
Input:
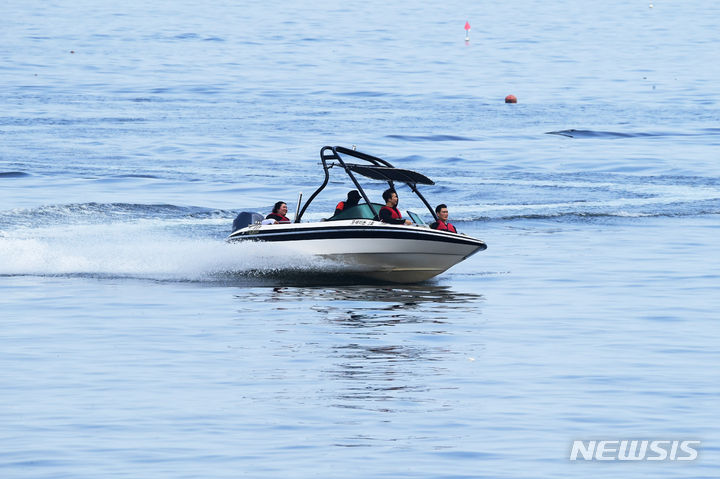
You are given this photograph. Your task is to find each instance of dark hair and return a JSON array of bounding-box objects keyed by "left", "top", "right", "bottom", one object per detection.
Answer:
[
  {"left": 435, "top": 204, "right": 448, "bottom": 214},
  {"left": 272, "top": 201, "right": 287, "bottom": 214},
  {"left": 346, "top": 190, "right": 361, "bottom": 208},
  {"left": 382, "top": 188, "right": 397, "bottom": 202}
]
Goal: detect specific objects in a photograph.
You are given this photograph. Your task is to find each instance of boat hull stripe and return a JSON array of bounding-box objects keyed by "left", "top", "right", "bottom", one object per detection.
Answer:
[{"left": 228, "top": 227, "right": 486, "bottom": 248}]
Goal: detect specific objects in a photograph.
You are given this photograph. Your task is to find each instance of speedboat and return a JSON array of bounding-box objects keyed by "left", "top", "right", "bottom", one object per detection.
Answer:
[{"left": 227, "top": 146, "right": 487, "bottom": 282}]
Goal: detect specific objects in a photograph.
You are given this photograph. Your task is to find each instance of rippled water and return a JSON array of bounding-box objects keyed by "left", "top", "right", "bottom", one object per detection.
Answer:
[{"left": 2, "top": 1, "right": 719, "bottom": 477}]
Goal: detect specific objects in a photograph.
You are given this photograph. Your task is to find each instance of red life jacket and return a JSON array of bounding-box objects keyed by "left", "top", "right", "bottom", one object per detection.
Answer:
[
  {"left": 266, "top": 213, "right": 290, "bottom": 223},
  {"left": 435, "top": 220, "right": 457, "bottom": 233},
  {"left": 336, "top": 201, "right": 345, "bottom": 211},
  {"left": 380, "top": 205, "right": 402, "bottom": 220}
]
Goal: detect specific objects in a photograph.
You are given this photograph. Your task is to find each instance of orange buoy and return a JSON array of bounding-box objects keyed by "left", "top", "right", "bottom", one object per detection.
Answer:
[{"left": 505, "top": 94, "right": 517, "bottom": 103}]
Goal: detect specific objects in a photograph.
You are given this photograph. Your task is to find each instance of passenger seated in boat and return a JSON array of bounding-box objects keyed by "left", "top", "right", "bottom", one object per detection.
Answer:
[
  {"left": 379, "top": 188, "right": 412, "bottom": 225},
  {"left": 265, "top": 201, "right": 290, "bottom": 224},
  {"left": 429, "top": 204, "right": 457, "bottom": 233},
  {"left": 334, "top": 190, "right": 361, "bottom": 215}
]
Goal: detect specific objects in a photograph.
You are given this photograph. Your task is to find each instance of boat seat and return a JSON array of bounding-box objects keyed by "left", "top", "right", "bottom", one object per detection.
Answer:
[{"left": 326, "top": 203, "right": 384, "bottom": 221}]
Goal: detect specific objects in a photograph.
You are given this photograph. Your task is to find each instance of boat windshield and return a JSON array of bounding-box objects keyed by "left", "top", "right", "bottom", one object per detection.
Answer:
[
  {"left": 327, "top": 203, "right": 385, "bottom": 221},
  {"left": 406, "top": 210, "right": 426, "bottom": 225}
]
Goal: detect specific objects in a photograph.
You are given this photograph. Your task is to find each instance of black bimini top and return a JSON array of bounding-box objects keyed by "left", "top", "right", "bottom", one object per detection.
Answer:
[
  {"left": 345, "top": 164, "right": 434, "bottom": 185},
  {"left": 296, "top": 146, "right": 440, "bottom": 223}
]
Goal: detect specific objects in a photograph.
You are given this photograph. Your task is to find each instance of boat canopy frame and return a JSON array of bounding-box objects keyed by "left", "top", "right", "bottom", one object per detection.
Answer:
[{"left": 295, "top": 146, "right": 438, "bottom": 223}]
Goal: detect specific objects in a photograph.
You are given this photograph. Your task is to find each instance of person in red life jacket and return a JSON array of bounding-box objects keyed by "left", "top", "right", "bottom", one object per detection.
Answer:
[
  {"left": 379, "top": 188, "right": 412, "bottom": 225},
  {"left": 334, "top": 190, "right": 361, "bottom": 215},
  {"left": 265, "top": 201, "right": 290, "bottom": 224},
  {"left": 429, "top": 204, "right": 457, "bottom": 233}
]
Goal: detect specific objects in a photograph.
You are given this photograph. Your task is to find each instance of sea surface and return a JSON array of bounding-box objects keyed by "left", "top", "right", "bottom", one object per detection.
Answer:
[{"left": 2, "top": 1, "right": 719, "bottom": 478}]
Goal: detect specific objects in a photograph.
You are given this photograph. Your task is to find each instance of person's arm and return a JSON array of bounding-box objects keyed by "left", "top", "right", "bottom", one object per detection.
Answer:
[
  {"left": 379, "top": 208, "right": 411, "bottom": 225},
  {"left": 379, "top": 208, "right": 403, "bottom": 224}
]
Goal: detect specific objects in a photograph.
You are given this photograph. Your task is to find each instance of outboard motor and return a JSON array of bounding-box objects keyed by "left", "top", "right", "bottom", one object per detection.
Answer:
[{"left": 232, "top": 212, "right": 264, "bottom": 232}]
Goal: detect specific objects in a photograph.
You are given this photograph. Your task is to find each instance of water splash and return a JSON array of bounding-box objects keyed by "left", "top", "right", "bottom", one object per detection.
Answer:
[{"left": 0, "top": 221, "right": 342, "bottom": 281}]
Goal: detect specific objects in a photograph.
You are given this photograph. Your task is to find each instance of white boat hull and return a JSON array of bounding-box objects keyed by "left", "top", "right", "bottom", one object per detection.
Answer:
[{"left": 227, "top": 220, "right": 486, "bottom": 282}]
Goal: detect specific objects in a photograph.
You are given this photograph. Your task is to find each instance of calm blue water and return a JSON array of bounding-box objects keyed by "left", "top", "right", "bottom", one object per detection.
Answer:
[{"left": 2, "top": 1, "right": 719, "bottom": 477}]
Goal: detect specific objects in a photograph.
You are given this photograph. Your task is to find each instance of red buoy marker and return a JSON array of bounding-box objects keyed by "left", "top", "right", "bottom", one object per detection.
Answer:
[
  {"left": 464, "top": 21, "right": 471, "bottom": 41},
  {"left": 505, "top": 94, "right": 517, "bottom": 103}
]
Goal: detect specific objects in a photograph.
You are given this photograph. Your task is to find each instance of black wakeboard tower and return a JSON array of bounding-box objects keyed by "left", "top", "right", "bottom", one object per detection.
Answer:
[{"left": 295, "top": 146, "right": 438, "bottom": 223}]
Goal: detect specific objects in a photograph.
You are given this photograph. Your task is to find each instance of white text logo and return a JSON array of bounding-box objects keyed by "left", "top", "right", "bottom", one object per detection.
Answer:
[{"left": 570, "top": 440, "right": 700, "bottom": 461}]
